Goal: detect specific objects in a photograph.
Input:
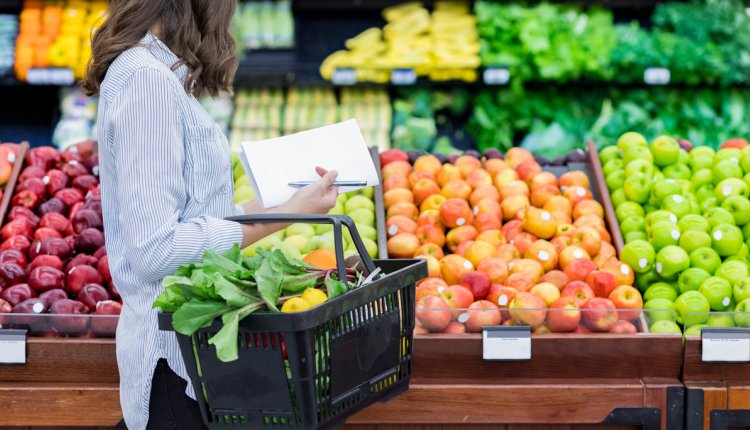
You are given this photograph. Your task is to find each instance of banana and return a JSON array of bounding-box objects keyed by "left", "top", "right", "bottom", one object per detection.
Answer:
[{"left": 345, "top": 27, "right": 382, "bottom": 50}]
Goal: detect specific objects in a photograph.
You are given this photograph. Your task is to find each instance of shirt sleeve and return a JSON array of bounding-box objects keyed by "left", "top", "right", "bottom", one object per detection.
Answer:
[{"left": 110, "top": 67, "right": 244, "bottom": 283}]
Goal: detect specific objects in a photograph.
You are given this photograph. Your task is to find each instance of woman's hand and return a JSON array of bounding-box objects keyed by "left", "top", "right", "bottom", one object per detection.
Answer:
[{"left": 284, "top": 167, "right": 338, "bottom": 215}]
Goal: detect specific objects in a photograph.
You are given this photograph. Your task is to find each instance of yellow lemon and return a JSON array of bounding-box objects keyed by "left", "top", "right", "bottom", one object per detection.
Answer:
[
  {"left": 280, "top": 297, "right": 311, "bottom": 313},
  {"left": 301, "top": 288, "right": 328, "bottom": 308}
]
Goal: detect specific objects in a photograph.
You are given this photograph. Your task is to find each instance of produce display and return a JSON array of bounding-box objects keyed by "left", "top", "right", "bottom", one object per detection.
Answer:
[
  {"left": 379, "top": 147, "right": 645, "bottom": 334},
  {"left": 320, "top": 1, "right": 480, "bottom": 83},
  {"left": 0, "top": 14, "right": 17, "bottom": 77},
  {"left": 0, "top": 142, "right": 121, "bottom": 337},
  {"left": 391, "top": 89, "right": 466, "bottom": 155},
  {"left": 14, "top": 0, "right": 107, "bottom": 81},
  {"left": 52, "top": 87, "right": 98, "bottom": 150},
  {"left": 602, "top": 132, "right": 750, "bottom": 333},
  {"left": 233, "top": 0, "right": 294, "bottom": 50}
]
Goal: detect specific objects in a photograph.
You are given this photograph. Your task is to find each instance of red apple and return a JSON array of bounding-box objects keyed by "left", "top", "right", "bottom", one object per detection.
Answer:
[
  {"left": 442, "top": 322, "right": 466, "bottom": 334},
  {"left": 459, "top": 271, "right": 491, "bottom": 300},
  {"left": 561, "top": 280, "right": 595, "bottom": 302},
  {"left": 416, "top": 296, "right": 451, "bottom": 332},
  {"left": 609, "top": 320, "right": 638, "bottom": 334},
  {"left": 586, "top": 270, "right": 618, "bottom": 298},
  {"left": 546, "top": 296, "right": 581, "bottom": 333},
  {"left": 28, "top": 255, "right": 64, "bottom": 273},
  {"left": 509, "top": 292, "right": 547, "bottom": 328},
  {"left": 438, "top": 284, "right": 474, "bottom": 318},
  {"left": 464, "top": 300, "right": 502, "bottom": 333},
  {"left": 65, "top": 265, "right": 103, "bottom": 295},
  {"left": 608, "top": 285, "right": 643, "bottom": 322},
  {"left": 486, "top": 284, "right": 518, "bottom": 319},
  {"left": 582, "top": 298, "right": 618, "bottom": 332}
]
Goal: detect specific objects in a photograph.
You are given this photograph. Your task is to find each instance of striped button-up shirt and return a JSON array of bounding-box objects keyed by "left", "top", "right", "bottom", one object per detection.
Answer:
[{"left": 96, "top": 32, "right": 243, "bottom": 429}]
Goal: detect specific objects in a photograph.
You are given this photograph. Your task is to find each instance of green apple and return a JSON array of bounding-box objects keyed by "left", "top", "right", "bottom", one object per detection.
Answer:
[
  {"left": 679, "top": 230, "right": 712, "bottom": 253},
  {"left": 662, "top": 194, "right": 692, "bottom": 219},
  {"left": 625, "top": 231, "right": 648, "bottom": 243},
  {"left": 315, "top": 223, "right": 334, "bottom": 235},
  {"left": 343, "top": 249, "right": 358, "bottom": 259},
  {"left": 603, "top": 159, "right": 624, "bottom": 177},
  {"left": 286, "top": 223, "right": 316, "bottom": 238},
  {"left": 743, "top": 172, "right": 750, "bottom": 193},
  {"left": 741, "top": 153, "right": 750, "bottom": 175},
  {"left": 643, "top": 204, "right": 659, "bottom": 214},
  {"left": 636, "top": 266, "right": 662, "bottom": 292},
  {"left": 715, "top": 178, "right": 749, "bottom": 202},
  {"left": 234, "top": 185, "right": 256, "bottom": 204},
  {"left": 678, "top": 149, "right": 690, "bottom": 165},
  {"left": 737, "top": 243, "right": 749, "bottom": 259},
  {"left": 623, "top": 173, "right": 652, "bottom": 204},
  {"left": 677, "top": 267, "right": 712, "bottom": 294},
  {"left": 234, "top": 175, "right": 251, "bottom": 189},
  {"left": 689, "top": 247, "right": 722, "bottom": 274},
  {"left": 663, "top": 163, "right": 692, "bottom": 180},
  {"left": 649, "top": 221, "right": 680, "bottom": 251},
  {"left": 715, "top": 148, "right": 742, "bottom": 164},
  {"left": 621, "top": 239, "right": 656, "bottom": 273},
  {"left": 644, "top": 282, "right": 679, "bottom": 302},
  {"left": 617, "top": 132, "right": 648, "bottom": 152},
  {"left": 743, "top": 223, "right": 750, "bottom": 241},
  {"left": 684, "top": 324, "right": 708, "bottom": 336},
  {"left": 623, "top": 146, "right": 654, "bottom": 165},
  {"left": 646, "top": 210, "right": 678, "bottom": 228},
  {"left": 721, "top": 195, "right": 750, "bottom": 226},
  {"left": 323, "top": 230, "right": 349, "bottom": 249},
  {"left": 616, "top": 201, "right": 645, "bottom": 222},
  {"left": 676, "top": 179, "right": 692, "bottom": 195},
  {"left": 304, "top": 235, "right": 334, "bottom": 253},
  {"left": 355, "top": 224, "right": 377, "bottom": 241},
  {"left": 706, "top": 313, "right": 736, "bottom": 328},
  {"left": 711, "top": 224, "right": 743, "bottom": 256},
  {"left": 329, "top": 203, "right": 345, "bottom": 215},
  {"left": 336, "top": 193, "right": 348, "bottom": 206},
  {"left": 716, "top": 260, "right": 750, "bottom": 286},
  {"left": 678, "top": 214, "right": 710, "bottom": 233},
  {"left": 620, "top": 216, "right": 647, "bottom": 236},
  {"left": 649, "top": 320, "right": 682, "bottom": 334},
  {"left": 606, "top": 170, "right": 626, "bottom": 191},
  {"left": 654, "top": 171, "right": 666, "bottom": 182},
  {"left": 705, "top": 207, "right": 736, "bottom": 228},
  {"left": 690, "top": 169, "right": 713, "bottom": 190},
  {"left": 734, "top": 279, "right": 750, "bottom": 303},
  {"left": 699, "top": 196, "right": 719, "bottom": 212},
  {"left": 348, "top": 208, "right": 375, "bottom": 227},
  {"left": 359, "top": 187, "right": 374, "bottom": 199},
  {"left": 735, "top": 299, "right": 750, "bottom": 327},
  {"left": 690, "top": 146, "right": 716, "bottom": 166},
  {"left": 655, "top": 245, "right": 690, "bottom": 279},
  {"left": 275, "top": 241, "right": 302, "bottom": 259},
  {"left": 345, "top": 195, "right": 375, "bottom": 214},
  {"left": 625, "top": 159, "right": 656, "bottom": 178},
  {"left": 652, "top": 179, "right": 682, "bottom": 203},
  {"left": 699, "top": 277, "right": 734, "bottom": 311},
  {"left": 600, "top": 145, "right": 622, "bottom": 165},
  {"left": 650, "top": 135, "right": 680, "bottom": 167},
  {"left": 713, "top": 159, "right": 743, "bottom": 184},
  {"left": 611, "top": 188, "right": 627, "bottom": 208},
  {"left": 644, "top": 298, "right": 677, "bottom": 323},
  {"left": 674, "top": 291, "right": 711, "bottom": 326},
  {"left": 361, "top": 237, "right": 378, "bottom": 259},
  {"left": 283, "top": 235, "right": 309, "bottom": 252},
  {"left": 233, "top": 163, "right": 245, "bottom": 182}
]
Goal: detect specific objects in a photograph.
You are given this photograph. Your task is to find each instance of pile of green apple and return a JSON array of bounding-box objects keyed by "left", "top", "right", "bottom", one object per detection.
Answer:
[
  {"left": 231, "top": 154, "right": 379, "bottom": 260},
  {"left": 601, "top": 132, "right": 750, "bottom": 334}
]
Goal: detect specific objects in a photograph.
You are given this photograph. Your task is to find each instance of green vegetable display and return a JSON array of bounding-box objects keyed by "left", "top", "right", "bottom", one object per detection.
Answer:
[
  {"left": 153, "top": 245, "right": 363, "bottom": 362},
  {"left": 391, "top": 89, "right": 469, "bottom": 154}
]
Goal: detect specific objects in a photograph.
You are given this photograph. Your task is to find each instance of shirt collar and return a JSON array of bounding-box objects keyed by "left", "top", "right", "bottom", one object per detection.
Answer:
[{"left": 140, "top": 31, "right": 189, "bottom": 84}]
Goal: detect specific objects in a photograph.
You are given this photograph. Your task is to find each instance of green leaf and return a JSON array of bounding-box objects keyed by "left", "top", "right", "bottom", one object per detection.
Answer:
[
  {"left": 255, "top": 258, "right": 282, "bottom": 311},
  {"left": 213, "top": 273, "right": 260, "bottom": 307},
  {"left": 202, "top": 248, "right": 248, "bottom": 277},
  {"left": 152, "top": 284, "right": 187, "bottom": 312},
  {"left": 222, "top": 244, "right": 242, "bottom": 265},
  {"left": 324, "top": 274, "right": 348, "bottom": 299},
  {"left": 210, "top": 303, "right": 262, "bottom": 362},
  {"left": 172, "top": 300, "right": 232, "bottom": 336},
  {"left": 281, "top": 272, "right": 321, "bottom": 294}
]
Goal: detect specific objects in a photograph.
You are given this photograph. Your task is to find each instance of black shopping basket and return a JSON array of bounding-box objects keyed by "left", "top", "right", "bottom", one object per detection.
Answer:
[{"left": 159, "top": 214, "right": 427, "bottom": 429}]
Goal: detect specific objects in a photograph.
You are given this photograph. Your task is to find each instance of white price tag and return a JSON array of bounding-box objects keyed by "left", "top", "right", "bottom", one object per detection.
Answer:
[
  {"left": 701, "top": 328, "right": 750, "bottom": 363},
  {"left": 26, "top": 68, "right": 75, "bottom": 85},
  {"left": 483, "top": 326, "right": 531, "bottom": 361},
  {"left": 331, "top": 68, "right": 357, "bottom": 86},
  {"left": 0, "top": 329, "right": 26, "bottom": 364},
  {"left": 644, "top": 67, "right": 671, "bottom": 85},
  {"left": 483, "top": 67, "right": 510, "bottom": 85},
  {"left": 391, "top": 68, "right": 417, "bottom": 86}
]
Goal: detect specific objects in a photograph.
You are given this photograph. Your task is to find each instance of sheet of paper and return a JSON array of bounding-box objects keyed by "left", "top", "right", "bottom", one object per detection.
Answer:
[{"left": 240, "top": 119, "right": 380, "bottom": 208}]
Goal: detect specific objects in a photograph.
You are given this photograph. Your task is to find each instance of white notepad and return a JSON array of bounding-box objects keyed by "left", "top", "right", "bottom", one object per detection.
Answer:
[{"left": 239, "top": 119, "right": 380, "bottom": 208}]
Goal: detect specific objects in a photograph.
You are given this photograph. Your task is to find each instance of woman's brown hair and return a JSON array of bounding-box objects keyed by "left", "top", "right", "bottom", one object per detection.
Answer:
[{"left": 82, "top": 0, "right": 238, "bottom": 97}]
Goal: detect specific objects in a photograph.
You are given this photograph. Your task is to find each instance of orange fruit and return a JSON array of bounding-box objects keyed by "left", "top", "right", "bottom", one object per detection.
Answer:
[{"left": 303, "top": 249, "right": 337, "bottom": 269}]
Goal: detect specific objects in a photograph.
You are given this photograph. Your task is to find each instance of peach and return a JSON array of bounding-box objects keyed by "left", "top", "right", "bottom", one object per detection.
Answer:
[
  {"left": 414, "top": 243, "right": 445, "bottom": 260},
  {"left": 384, "top": 175, "right": 410, "bottom": 192},
  {"left": 559, "top": 170, "right": 590, "bottom": 191},
  {"left": 417, "top": 209, "right": 441, "bottom": 227},
  {"left": 501, "top": 220, "right": 524, "bottom": 241},
  {"left": 522, "top": 207, "right": 557, "bottom": 239},
  {"left": 485, "top": 158, "right": 509, "bottom": 177},
  {"left": 383, "top": 188, "right": 414, "bottom": 209},
  {"left": 416, "top": 296, "right": 451, "bottom": 332},
  {"left": 494, "top": 168, "right": 520, "bottom": 189},
  {"left": 501, "top": 195, "right": 530, "bottom": 221},
  {"left": 476, "top": 229, "right": 506, "bottom": 247},
  {"left": 382, "top": 160, "right": 412, "bottom": 179},
  {"left": 497, "top": 244, "right": 521, "bottom": 262},
  {"left": 505, "top": 147, "right": 534, "bottom": 168},
  {"left": 420, "top": 194, "right": 447, "bottom": 213},
  {"left": 473, "top": 214, "right": 501, "bottom": 232},
  {"left": 437, "top": 164, "right": 462, "bottom": 186},
  {"left": 564, "top": 186, "right": 593, "bottom": 205},
  {"left": 464, "top": 300, "right": 502, "bottom": 333},
  {"left": 441, "top": 179, "right": 472, "bottom": 200},
  {"left": 408, "top": 170, "right": 436, "bottom": 188},
  {"left": 501, "top": 180, "right": 530, "bottom": 198},
  {"left": 551, "top": 236, "right": 572, "bottom": 254},
  {"left": 415, "top": 224, "right": 446, "bottom": 248},
  {"left": 440, "top": 254, "right": 474, "bottom": 285},
  {"left": 601, "top": 259, "right": 634, "bottom": 287},
  {"left": 561, "top": 280, "right": 595, "bottom": 302},
  {"left": 510, "top": 232, "right": 537, "bottom": 254},
  {"left": 571, "top": 226, "right": 602, "bottom": 257},
  {"left": 413, "top": 154, "right": 443, "bottom": 177},
  {"left": 477, "top": 257, "right": 509, "bottom": 284},
  {"left": 412, "top": 178, "right": 441, "bottom": 205},
  {"left": 473, "top": 198, "right": 502, "bottom": 220},
  {"left": 585, "top": 270, "right": 618, "bottom": 298},
  {"left": 524, "top": 240, "right": 558, "bottom": 272},
  {"left": 543, "top": 195, "right": 573, "bottom": 217},
  {"left": 438, "top": 284, "right": 475, "bottom": 317},
  {"left": 416, "top": 277, "right": 448, "bottom": 301},
  {"left": 509, "top": 258, "right": 544, "bottom": 282},
  {"left": 418, "top": 255, "right": 442, "bottom": 278},
  {"left": 459, "top": 271, "right": 492, "bottom": 301},
  {"left": 530, "top": 171, "right": 559, "bottom": 190},
  {"left": 387, "top": 233, "right": 420, "bottom": 259},
  {"left": 454, "top": 240, "right": 474, "bottom": 257},
  {"left": 464, "top": 240, "right": 498, "bottom": 268},
  {"left": 530, "top": 282, "right": 561, "bottom": 307},
  {"left": 530, "top": 184, "right": 561, "bottom": 208},
  {"left": 387, "top": 202, "right": 419, "bottom": 220},
  {"left": 509, "top": 292, "right": 547, "bottom": 327},
  {"left": 609, "top": 320, "right": 637, "bottom": 334},
  {"left": 540, "top": 270, "right": 569, "bottom": 290},
  {"left": 469, "top": 184, "right": 500, "bottom": 207},
  {"left": 516, "top": 161, "right": 543, "bottom": 182},
  {"left": 505, "top": 272, "right": 535, "bottom": 292},
  {"left": 581, "top": 298, "right": 618, "bottom": 332},
  {"left": 487, "top": 284, "right": 518, "bottom": 318},
  {"left": 386, "top": 215, "right": 418, "bottom": 237},
  {"left": 559, "top": 245, "right": 591, "bottom": 270},
  {"left": 608, "top": 285, "right": 643, "bottom": 321},
  {"left": 439, "top": 198, "right": 474, "bottom": 228},
  {"left": 563, "top": 258, "right": 598, "bottom": 282},
  {"left": 573, "top": 200, "right": 604, "bottom": 220},
  {"left": 573, "top": 214, "right": 605, "bottom": 229},
  {"left": 466, "top": 169, "right": 493, "bottom": 189},
  {"left": 546, "top": 296, "right": 581, "bottom": 333},
  {"left": 455, "top": 155, "right": 482, "bottom": 178},
  {"left": 442, "top": 322, "right": 466, "bottom": 334},
  {"left": 446, "top": 225, "right": 479, "bottom": 252}
]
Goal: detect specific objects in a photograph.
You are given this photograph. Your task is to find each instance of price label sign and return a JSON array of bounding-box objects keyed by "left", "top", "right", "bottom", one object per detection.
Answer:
[
  {"left": 482, "top": 326, "right": 531, "bottom": 361},
  {"left": 702, "top": 328, "right": 750, "bottom": 363},
  {"left": 644, "top": 67, "right": 671, "bottom": 85},
  {"left": 483, "top": 67, "right": 510, "bottom": 85},
  {"left": 331, "top": 68, "right": 357, "bottom": 86},
  {"left": 391, "top": 68, "right": 417, "bottom": 86},
  {"left": 26, "top": 68, "right": 75, "bottom": 85},
  {"left": 0, "top": 329, "right": 27, "bottom": 364}
]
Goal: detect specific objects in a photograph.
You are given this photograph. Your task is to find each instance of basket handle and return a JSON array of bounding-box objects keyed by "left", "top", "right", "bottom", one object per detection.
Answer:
[{"left": 225, "top": 214, "right": 377, "bottom": 284}]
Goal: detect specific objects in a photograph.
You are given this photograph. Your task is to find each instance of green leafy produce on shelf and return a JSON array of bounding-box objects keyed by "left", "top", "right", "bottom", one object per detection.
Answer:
[{"left": 391, "top": 89, "right": 463, "bottom": 153}]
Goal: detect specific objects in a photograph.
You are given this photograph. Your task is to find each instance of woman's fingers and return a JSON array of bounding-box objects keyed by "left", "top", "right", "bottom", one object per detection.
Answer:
[
  {"left": 318, "top": 170, "right": 338, "bottom": 190},
  {"left": 315, "top": 166, "right": 329, "bottom": 177}
]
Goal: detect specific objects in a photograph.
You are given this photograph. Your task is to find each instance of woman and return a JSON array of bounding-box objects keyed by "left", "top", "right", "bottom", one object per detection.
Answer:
[{"left": 82, "top": 1, "right": 338, "bottom": 428}]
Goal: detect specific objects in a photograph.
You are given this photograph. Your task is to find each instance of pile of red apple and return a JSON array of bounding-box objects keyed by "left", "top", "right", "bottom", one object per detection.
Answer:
[
  {"left": 0, "top": 141, "right": 120, "bottom": 337},
  {"left": 380, "top": 147, "right": 644, "bottom": 334}
]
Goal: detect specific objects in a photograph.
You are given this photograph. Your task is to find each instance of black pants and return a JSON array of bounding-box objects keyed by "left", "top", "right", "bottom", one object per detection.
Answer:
[{"left": 147, "top": 358, "right": 208, "bottom": 430}]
